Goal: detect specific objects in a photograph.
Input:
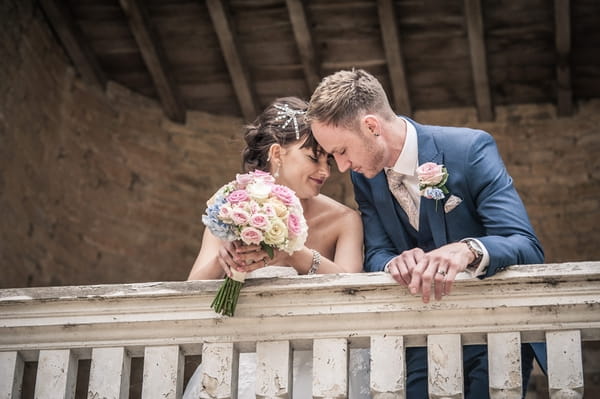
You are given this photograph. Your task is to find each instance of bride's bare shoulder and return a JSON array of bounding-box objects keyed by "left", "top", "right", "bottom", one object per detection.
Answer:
[{"left": 314, "top": 194, "right": 360, "bottom": 219}]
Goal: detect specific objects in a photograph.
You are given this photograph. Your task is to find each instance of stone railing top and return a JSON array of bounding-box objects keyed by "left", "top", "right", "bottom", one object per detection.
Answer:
[
  {"left": 0, "top": 262, "right": 599, "bottom": 356},
  {"left": 1, "top": 261, "right": 597, "bottom": 302}
]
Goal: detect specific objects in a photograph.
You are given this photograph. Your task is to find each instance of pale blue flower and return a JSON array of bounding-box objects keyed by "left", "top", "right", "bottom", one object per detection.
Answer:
[
  {"left": 424, "top": 187, "right": 445, "bottom": 200},
  {"left": 203, "top": 195, "right": 235, "bottom": 240}
]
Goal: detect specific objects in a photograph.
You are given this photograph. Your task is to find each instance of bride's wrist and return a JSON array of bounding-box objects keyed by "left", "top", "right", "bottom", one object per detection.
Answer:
[
  {"left": 290, "top": 247, "right": 320, "bottom": 275},
  {"left": 307, "top": 249, "right": 321, "bottom": 274}
]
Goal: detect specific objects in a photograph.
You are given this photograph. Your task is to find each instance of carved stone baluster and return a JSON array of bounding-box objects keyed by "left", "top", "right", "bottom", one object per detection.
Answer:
[
  {"left": 256, "top": 340, "right": 292, "bottom": 398},
  {"left": 428, "top": 334, "right": 464, "bottom": 399},
  {"left": 547, "top": 330, "right": 584, "bottom": 398},
  {"left": 88, "top": 347, "right": 131, "bottom": 399},
  {"left": 370, "top": 335, "right": 405, "bottom": 398},
  {"left": 0, "top": 351, "right": 24, "bottom": 399},
  {"left": 35, "top": 349, "right": 78, "bottom": 399},
  {"left": 200, "top": 343, "right": 238, "bottom": 399},
  {"left": 487, "top": 332, "right": 522, "bottom": 398},
  {"left": 142, "top": 345, "right": 184, "bottom": 399},
  {"left": 313, "top": 338, "right": 348, "bottom": 398}
]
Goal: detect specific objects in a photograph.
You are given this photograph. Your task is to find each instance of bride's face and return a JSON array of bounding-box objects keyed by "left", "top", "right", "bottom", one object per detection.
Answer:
[{"left": 276, "top": 142, "right": 332, "bottom": 199}]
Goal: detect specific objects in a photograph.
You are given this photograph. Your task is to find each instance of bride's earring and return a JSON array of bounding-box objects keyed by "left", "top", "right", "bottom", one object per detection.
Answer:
[{"left": 273, "top": 163, "right": 280, "bottom": 178}]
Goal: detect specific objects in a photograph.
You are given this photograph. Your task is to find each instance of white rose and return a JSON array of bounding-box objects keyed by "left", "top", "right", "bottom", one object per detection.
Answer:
[
  {"left": 270, "top": 199, "right": 289, "bottom": 218},
  {"left": 247, "top": 181, "right": 271, "bottom": 203},
  {"left": 285, "top": 230, "right": 308, "bottom": 254},
  {"left": 263, "top": 219, "right": 288, "bottom": 246}
]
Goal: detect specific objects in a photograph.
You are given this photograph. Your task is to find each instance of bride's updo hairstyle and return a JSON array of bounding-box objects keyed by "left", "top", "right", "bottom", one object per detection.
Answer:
[{"left": 242, "top": 97, "right": 322, "bottom": 173}]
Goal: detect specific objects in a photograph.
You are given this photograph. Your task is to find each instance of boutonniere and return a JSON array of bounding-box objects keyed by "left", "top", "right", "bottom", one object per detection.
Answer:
[{"left": 416, "top": 162, "right": 449, "bottom": 209}]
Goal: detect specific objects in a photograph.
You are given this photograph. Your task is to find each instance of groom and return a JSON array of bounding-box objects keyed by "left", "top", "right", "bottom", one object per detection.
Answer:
[{"left": 306, "top": 69, "right": 545, "bottom": 398}]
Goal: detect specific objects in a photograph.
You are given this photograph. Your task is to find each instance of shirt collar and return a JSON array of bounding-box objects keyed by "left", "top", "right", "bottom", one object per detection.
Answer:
[{"left": 388, "top": 118, "right": 418, "bottom": 177}]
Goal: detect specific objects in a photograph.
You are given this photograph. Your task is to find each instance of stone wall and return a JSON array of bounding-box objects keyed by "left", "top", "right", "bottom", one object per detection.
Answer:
[
  {"left": 0, "top": 1, "right": 237, "bottom": 287},
  {"left": 1, "top": 0, "right": 599, "bottom": 289}
]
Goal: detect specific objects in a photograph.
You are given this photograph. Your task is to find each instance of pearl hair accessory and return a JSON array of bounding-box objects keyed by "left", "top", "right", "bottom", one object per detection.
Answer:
[{"left": 274, "top": 104, "right": 305, "bottom": 140}]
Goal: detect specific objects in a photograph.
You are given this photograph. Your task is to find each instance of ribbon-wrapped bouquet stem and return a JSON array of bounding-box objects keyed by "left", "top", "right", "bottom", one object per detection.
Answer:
[{"left": 202, "top": 170, "right": 308, "bottom": 316}]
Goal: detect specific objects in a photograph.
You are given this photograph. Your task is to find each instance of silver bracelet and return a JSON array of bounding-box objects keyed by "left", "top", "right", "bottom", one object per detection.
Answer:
[{"left": 308, "top": 249, "right": 321, "bottom": 274}]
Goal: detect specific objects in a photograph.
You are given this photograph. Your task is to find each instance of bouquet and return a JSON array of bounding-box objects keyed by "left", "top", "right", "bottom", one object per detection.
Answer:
[{"left": 202, "top": 170, "right": 308, "bottom": 316}]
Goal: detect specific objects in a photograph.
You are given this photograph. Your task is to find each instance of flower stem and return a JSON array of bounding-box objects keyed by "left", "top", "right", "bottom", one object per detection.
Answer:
[{"left": 211, "top": 277, "right": 244, "bottom": 316}]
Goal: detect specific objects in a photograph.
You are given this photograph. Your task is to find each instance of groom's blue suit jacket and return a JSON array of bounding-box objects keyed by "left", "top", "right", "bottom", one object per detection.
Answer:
[
  {"left": 351, "top": 120, "right": 548, "bottom": 382},
  {"left": 351, "top": 120, "right": 544, "bottom": 274}
]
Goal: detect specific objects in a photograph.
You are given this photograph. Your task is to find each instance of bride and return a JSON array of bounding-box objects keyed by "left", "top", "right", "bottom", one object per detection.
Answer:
[{"left": 185, "top": 97, "right": 368, "bottom": 398}]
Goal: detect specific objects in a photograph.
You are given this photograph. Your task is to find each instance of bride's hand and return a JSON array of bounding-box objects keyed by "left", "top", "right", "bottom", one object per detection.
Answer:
[
  {"left": 268, "top": 248, "right": 292, "bottom": 266},
  {"left": 222, "top": 241, "right": 270, "bottom": 274},
  {"left": 216, "top": 241, "right": 241, "bottom": 277}
]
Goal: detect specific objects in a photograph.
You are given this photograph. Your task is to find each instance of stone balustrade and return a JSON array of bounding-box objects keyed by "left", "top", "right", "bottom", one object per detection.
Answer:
[{"left": 1, "top": 262, "right": 599, "bottom": 398}]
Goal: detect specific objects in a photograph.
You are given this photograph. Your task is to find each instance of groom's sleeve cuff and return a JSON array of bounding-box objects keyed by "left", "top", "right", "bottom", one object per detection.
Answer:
[{"left": 466, "top": 238, "right": 489, "bottom": 277}]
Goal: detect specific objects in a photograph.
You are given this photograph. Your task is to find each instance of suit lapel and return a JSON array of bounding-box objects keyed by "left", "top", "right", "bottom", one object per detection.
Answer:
[{"left": 416, "top": 124, "right": 449, "bottom": 247}]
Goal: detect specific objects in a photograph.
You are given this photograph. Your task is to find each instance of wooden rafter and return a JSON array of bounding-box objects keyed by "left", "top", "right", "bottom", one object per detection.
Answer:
[
  {"left": 39, "top": 0, "right": 106, "bottom": 89},
  {"left": 286, "top": 0, "right": 321, "bottom": 93},
  {"left": 464, "top": 0, "right": 494, "bottom": 121},
  {"left": 376, "top": 0, "right": 411, "bottom": 116},
  {"left": 206, "top": 0, "right": 257, "bottom": 121},
  {"left": 118, "top": 0, "right": 186, "bottom": 123},
  {"left": 554, "top": 0, "right": 573, "bottom": 116}
]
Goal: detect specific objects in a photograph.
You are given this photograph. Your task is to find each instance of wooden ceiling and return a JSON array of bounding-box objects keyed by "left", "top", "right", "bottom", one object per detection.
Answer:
[{"left": 40, "top": 0, "right": 600, "bottom": 124}]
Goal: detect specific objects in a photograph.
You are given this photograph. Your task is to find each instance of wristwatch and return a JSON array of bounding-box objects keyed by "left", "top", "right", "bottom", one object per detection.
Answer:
[{"left": 461, "top": 238, "right": 483, "bottom": 270}]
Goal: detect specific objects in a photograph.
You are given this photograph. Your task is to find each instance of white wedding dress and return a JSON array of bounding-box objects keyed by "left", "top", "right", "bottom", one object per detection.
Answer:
[{"left": 183, "top": 267, "right": 371, "bottom": 399}]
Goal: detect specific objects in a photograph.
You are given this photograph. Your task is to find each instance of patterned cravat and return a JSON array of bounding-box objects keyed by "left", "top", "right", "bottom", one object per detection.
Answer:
[{"left": 386, "top": 169, "right": 419, "bottom": 230}]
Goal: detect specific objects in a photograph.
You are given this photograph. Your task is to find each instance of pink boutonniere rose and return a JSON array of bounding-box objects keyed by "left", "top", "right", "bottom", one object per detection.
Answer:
[{"left": 416, "top": 162, "right": 449, "bottom": 207}]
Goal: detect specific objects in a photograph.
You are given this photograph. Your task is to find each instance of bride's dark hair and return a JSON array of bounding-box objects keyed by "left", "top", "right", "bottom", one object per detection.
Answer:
[{"left": 242, "top": 97, "right": 322, "bottom": 172}]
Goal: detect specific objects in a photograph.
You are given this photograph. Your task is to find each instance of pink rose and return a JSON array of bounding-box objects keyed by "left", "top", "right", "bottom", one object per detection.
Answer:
[
  {"left": 416, "top": 162, "right": 445, "bottom": 185},
  {"left": 244, "top": 200, "right": 260, "bottom": 214},
  {"left": 231, "top": 208, "right": 250, "bottom": 225},
  {"left": 249, "top": 213, "right": 270, "bottom": 230},
  {"left": 235, "top": 173, "right": 254, "bottom": 189},
  {"left": 240, "top": 227, "right": 263, "bottom": 245},
  {"left": 262, "top": 203, "right": 276, "bottom": 217},
  {"left": 287, "top": 212, "right": 303, "bottom": 235},
  {"left": 218, "top": 204, "right": 233, "bottom": 222},
  {"left": 271, "top": 185, "right": 296, "bottom": 206},
  {"left": 251, "top": 170, "right": 276, "bottom": 184},
  {"left": 227, "top": 189, "right": 249, "bottom": 204}
]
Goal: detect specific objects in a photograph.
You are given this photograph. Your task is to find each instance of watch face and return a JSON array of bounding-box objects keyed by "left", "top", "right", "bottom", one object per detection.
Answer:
[{"left": 465, "top": 239, "right": 483, "bottom": 268}]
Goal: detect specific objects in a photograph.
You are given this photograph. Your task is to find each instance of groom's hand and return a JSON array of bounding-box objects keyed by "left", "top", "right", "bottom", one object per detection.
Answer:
[
  {"left": 386, "top": 248, "right": 425, "bottom": 286},
  {"left": 407, "top": 243, "right": 473, "bottom": 303}
]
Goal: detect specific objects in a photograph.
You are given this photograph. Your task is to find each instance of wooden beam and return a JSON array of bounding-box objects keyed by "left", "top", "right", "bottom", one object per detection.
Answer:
[
  {"left": 464, "top": 0, "right": 494, "bottom": 121},
  {"left": 206, "top": 0, "right": 258, "bottom": 121},
  {"left": 376, "top": 0, "right": 411, "bottom": 116},
  {"left": 554, "top": 0, "right": 573, "bottom": 116},
  {"left": 285, "top": 0, "right": 321, "bottom": 93},
  {"left": 39, "top": 0, "right": 106, "bottom": 88},
  {"left": 119, "top": 0, "right": 186, "bottom": 123}
]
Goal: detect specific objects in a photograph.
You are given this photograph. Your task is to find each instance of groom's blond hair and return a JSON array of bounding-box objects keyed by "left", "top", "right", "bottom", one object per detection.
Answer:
[{"left": 306, "top": 69, "right": 395, "bottom": 130}]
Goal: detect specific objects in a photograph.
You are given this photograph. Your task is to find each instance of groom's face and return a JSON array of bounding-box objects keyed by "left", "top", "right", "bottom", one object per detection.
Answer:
[{"left": 311, "top": 121, "right": 384, "bottom": 178}]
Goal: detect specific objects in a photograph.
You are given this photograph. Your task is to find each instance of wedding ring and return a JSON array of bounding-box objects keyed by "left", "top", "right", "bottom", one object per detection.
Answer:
[{"left": 437, "top": 270, "right": 447, "bottom": 276}]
